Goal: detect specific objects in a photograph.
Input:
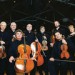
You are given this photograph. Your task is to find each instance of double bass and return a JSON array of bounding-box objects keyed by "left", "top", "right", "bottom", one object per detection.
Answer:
[
  {"left": 15, "top": 36, "right": 34, "bottom": 73},
  {"left": 31, "top": 30, "right": 44, "bottom": 66}
]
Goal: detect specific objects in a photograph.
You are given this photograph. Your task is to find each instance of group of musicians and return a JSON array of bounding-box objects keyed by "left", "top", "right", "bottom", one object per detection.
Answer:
[{"left": 0, "top": 20, "right": 75, "bottom": 75}]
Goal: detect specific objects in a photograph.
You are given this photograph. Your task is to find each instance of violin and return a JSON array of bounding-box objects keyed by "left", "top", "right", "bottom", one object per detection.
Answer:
[
  {"left": 0, "top": 38, "right": 6, "bottom": 59},
  {"left": 15, "top": 36, "right": 34, "bottom": 73},
  {"left": 50, "top": 35, "right": 55, "bottom": 44},
  {"left": 60, "top": 36, "right": 70, "bottom": 59},
  {"left": 12, "top": 35, "right": 16, "bottom": 42},
  {"left": 31, "top": 29, "right": 44, "bottom": 66},
  {"left": 42, "top": 34, "right": 48, "bottom": 51}
]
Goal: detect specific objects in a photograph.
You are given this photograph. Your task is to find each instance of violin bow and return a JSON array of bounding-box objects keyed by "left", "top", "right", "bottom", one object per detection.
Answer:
[{"left": 54, "top": 59, "right": 75, "bottom": 63}]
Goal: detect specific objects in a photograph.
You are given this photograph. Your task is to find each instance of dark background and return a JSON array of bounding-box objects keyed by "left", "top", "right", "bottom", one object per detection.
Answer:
[{"left": 0, "top": 0, "right": 75, "bottom": 32}]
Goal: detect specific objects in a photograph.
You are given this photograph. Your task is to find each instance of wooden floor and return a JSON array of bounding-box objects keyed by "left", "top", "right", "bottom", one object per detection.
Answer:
[
  {"left": 4, "top": 71, "right": 46, "bottom": 75},
  {"left": 15, "top": 71, "right": 72, "bottom": 75},
  {"left": 16, "top": 72, "right": 42, "bottom": 75},
  {"left": 4, "top": 71, "right": 73, "bottom": 75}
]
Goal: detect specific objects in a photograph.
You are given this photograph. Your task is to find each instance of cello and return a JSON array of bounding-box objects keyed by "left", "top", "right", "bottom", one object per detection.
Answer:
[
  {"left": 31, "top": 29, "right": 44, "bottom": 66},
  {"left": 15, "top": 36, "right": 34, "bottom": 73}
]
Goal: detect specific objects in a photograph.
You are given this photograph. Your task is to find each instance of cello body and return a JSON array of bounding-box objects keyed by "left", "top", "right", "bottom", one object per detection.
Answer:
[
  {"left": 15, "top": 44, "right": 34, "bottom": 73},
  {"left": 31, "top": 42, "right": 44, "bottom": 66}
]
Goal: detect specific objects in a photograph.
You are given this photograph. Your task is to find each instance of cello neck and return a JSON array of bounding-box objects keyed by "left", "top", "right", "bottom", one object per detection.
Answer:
[
  {"left": 34, "top": 29, "right": 39, "bottom": 51},
  {"left": 23, "top": 36, "right": 27, "bottom": 53}
]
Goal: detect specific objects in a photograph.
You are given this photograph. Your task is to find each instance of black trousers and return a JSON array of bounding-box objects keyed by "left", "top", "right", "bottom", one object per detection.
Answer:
[
  {"left": 66, "top": 57, "right": 75, "bottom": 75},
  {"left": 48, "top": 60, "right": 68, "bottom": 75},
  {"left": 68, "top": 61, "right": 75, "bottom": 75},
  {"left": 37, "top": 65, "right": 43, "bottom": 75},
  {"left": 42, "top": 52, "right": 49, "bottom": 75},
  {"left": 7, "top": 61, "right": 16, "bottom": 75},
  {"left": 0, "top": 58, "right": 7, "bottom": 75}
]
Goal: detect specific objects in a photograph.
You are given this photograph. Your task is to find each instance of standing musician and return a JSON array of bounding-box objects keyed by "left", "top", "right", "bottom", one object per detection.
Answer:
[
  {"left": 8, "top": 29, "right": 35, "bottom": 75},
  {"left": 7, "top": 22, "right": 17, "bottom": 74},
  {"left": 8, "top": 29, "right": 24, "bottom": 75},
  {"left": 37, "top": 26, "right": 50, "bottom": 75},
  {"left": 0, "top": 25, "right": 1, "bottom": 29},
  {"left": 9, "top": 22, "right": 17, "bottom": 43},
  {"left": 24, "top": 24, "right": 35, "bottom": 45},
  {"left": 50, "top": 21, "right": 69, "bottom": 58},
  {"left": 48, "top": 31, "right": 71, "bottom": 75},
  {"left": 0, "top": 21, "right": 9, "bottom": 75},
  {"left": 51, "top": 21, "right": 69, "bottom": 46},
  {"left": 66, "top": 25, "right": 75, "bottom": 75},
  {"left": 52, "top": 21, "right": 68, "bottom": 37},
  {"left": 24, "top": 23, "right": 37, "bottom": 75},
  {"left": 30, "top": 28, "right": 44, "bottom": 75},
  {"left": 50, "top": 21, "right": 67, "bottom": 48}
]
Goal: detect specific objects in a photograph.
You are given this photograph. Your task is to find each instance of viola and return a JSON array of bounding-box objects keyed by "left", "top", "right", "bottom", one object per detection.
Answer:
[
  {"left": 0, "top": 46, "right": 6, "bottom": 59},
  {"left": 42, "top": 34, "right": 48, "bottom": 51},
  {"left": 0, "top": 38, "right": 6, "bottom": 59},
  {"left": 15, "top": 36, "right": 34, "bottom": 73},
  {"left": 50, "top": 35, "right": 55, "bottom": 44},
  {"left": 60, "top": 44, "right": 70, "bottom": 59}
]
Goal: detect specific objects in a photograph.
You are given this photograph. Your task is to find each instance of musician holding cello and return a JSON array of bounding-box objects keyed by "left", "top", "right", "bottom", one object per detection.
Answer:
[
  {"left": 8, "top": 29, "right": 35, "bottom": 75},
  {"left": 0, "top": 21, "right": 9, "bottom": 75},
  {"left": 8, "top": 29, "right": 23, "bottom": 75},
  {"left": 24, "top": 23, "right": 37, "bottom": 75},
  {"left": 8, "top": 22, "right": 17, "bottom": 43},
  {"left": 49, "top": 31, "right": 71, "bottom": 75},
  {"left": 37, "top": 26, "right": 50, "bottom": 75}
]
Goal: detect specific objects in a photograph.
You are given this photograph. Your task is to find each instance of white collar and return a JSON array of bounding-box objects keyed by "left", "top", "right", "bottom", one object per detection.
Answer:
[
  {"left": 56, "top": 27, "right": 60, "bottom": 30},
  {"left": 70, "top": 32, "right": 75, "bottom": 36},
  {"left": 1, "top": 29, "right": 5, "bottom": 32}
]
